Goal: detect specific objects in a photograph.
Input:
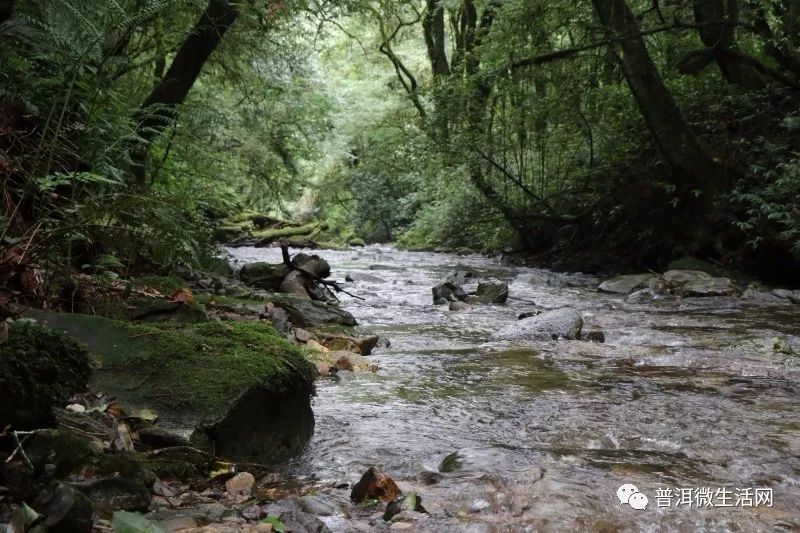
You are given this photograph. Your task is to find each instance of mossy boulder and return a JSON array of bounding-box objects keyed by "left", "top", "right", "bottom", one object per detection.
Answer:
[
  {"left": 0, "top": 320, "right": 92, "bottom": 428},
  {"left": 125, "top": 297, "right": 209, "bottom": 324},
  {"left": 24, "top": 310, "right": 316, "bottom": 463},
  {"left": 238, "top": 262, "right": 290, "bottom": 290},
  {"left": 348, "top": 238, "right": 366, "bottom": 247}
]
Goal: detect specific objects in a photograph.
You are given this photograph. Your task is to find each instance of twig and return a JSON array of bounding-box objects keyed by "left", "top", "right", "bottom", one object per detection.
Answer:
[{"left": 5, "top": 430, "right": 36, "bottom": 468}]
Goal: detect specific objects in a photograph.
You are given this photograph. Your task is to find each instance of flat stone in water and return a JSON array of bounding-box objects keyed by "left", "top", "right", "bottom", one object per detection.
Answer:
[{"left": 493, "top": 308, "right": 582, "bottom": 341}]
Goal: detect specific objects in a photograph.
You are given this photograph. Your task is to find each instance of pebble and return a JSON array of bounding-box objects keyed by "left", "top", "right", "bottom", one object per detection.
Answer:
[
  {"left": 65, "top": 403, "right": 86, "bottom": 413},
  {"left": 225, "top": 472, "right": 255, "bottom": 502}
]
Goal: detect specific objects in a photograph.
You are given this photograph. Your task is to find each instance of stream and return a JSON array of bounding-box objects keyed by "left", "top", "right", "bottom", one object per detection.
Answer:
[{"left": 228, "top": 245, "right": 800, "bottom": 532}]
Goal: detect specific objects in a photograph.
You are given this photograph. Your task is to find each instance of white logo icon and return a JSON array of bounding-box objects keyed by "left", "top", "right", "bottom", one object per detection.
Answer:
[{"left": 618, "top": 484, "right": 648, "bottom": 510}]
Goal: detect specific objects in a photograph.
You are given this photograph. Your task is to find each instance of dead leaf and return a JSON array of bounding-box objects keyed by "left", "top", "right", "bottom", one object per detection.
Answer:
[
  {"left": 131, "top": 408, "right": 158, "bottom": 422},
  {"left": 169, "top": 288, "right": 194, "bottom": 304},
  {"left": 106, "top": 401, "right": 127, "bottom": 419}
]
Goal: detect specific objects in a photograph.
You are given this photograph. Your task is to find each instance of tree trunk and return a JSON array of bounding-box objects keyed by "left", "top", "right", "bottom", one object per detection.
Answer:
[
  {"left": 131, "top": 0, "right": 239, "bottom": 183},
  {"left": 422, "top": 0, "right": 450, "bottom": 78},
  {"left": 0, "top": 0, "right": 13, "bottom": 25},
  {"left": 590, "top": 0, "right": 724, "bottom": 193}
]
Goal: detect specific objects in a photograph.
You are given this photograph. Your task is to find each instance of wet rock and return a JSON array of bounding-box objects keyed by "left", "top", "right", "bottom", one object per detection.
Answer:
[
  {"left": 293, "top": 253, "right": 331, "bottom": 279},
  {"left": 318, "top": 333, "right": 380, "bottom": 355},
  {"left": 279, "top": 270, "right": 311, "bottom": 299},
  {"left": 297, "top": 494, "right": 339, "bottom": 516},
  {"left": 344, "top": 272, "right": 385, "bottom": 283},
  {"left": 75, "top": 477, "right": 151, "bottom": 514},
  {"left": 518, "top": 310, "right": 540, "bottom": 319},
  {"left": 225, "top": 472, "right": 255, "bottom": 502},
  {"left": 493, "top": 308, "right": 583, "bottom": 341},
  {"left": 663, "top": 270, "right": 736, "bottom": 297},
  {"left": 267, "top": 294, "right": 357, "bottom": 327},
  {"left": 34, "top": 482, "right": 93, "bottom": 533},
  {"left": 259, "top": 501, "right": 331, "bottom": 532},
  {"left": 446, "top": 270, "right": 477, "bottom": 286},
  {"left": 294, "top": 328, "right": 315, "bottom": 342},
  {"left": 350, "top": 467, "right": 401, "bottom": 503},
  {"left": 741, "top": 286, "right": 786, "bottom": 304},
  {"left": 264, "top": 305, "right": 291, "bottom": 333},
  {"left": 470, "top": 281, "right": 509, "bottom": 304},
  {"left": 0, "top": 320, "right": 92, "bottom": 429},
  {"left": 240, "top": 504, "right": 267, "bottom": 521},
  {"left": 138, "top": 425, "right": 191, "bottom": 448},
  {"left": 583, "top": 331, "right": 605, "bottom": 343},
  {"left": 333, "top": 370, "right": 355, "bottom": 382},
  {"left": 197, "top": 502, "right": 230, "bottom": 522},
  {"left": 369, "top": 264, "right": 400, "bottom": 271},
  {"left": 349, "top": 238, "right": 366, "bottom": 247},
  {"left": 432, "top": 282, "right": 466, "bottom": 305},
  {"left": 598, "top": 274, "right": 653, "bottom": 294},
  {"left": 449, "top": 301, "right": 473, "bottom": 312},
  {"left": 625, "top": 288, "right": 660, "bottom": 304},
  {"left": 771, "top": 288, "right": 800, "bottom": 304}
]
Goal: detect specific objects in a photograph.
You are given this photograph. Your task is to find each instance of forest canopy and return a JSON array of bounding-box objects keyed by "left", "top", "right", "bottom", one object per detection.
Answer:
[{"left": 2, "top": 0, "right": 800, "bottom": 282}]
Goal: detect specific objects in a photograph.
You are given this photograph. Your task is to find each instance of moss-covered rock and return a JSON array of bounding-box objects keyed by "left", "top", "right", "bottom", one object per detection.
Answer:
[
  {"left": 23, "top": 310, "right": 316, "bottom": 463},
  {"left": 238, "top": 262, "right": 289, "bottom": 290},
  {"left": 0, "top": 320, "right": 92, "bottom": 428}
]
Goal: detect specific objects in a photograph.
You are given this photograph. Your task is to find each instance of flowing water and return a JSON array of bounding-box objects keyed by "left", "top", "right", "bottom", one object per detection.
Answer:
[{"left": 228, "top": 245, "right": 800, "bottom": 532}]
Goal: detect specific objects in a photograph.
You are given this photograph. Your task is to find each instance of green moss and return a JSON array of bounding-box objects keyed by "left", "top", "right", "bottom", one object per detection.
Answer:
[
  {"left": 131, "top": 276, "right": 187, "bottom": 295},
  {"left": 102, "top": 321, "right": 313, "bottom": 420},
  {"left": 25, "top": 311, "right": 314, "bottom": 426},
  {"left": 0, "top": 320, "right": 92, "bottom": 428},
  {"left": 252, "top": 221, "right": 320, "bottom": 240}
]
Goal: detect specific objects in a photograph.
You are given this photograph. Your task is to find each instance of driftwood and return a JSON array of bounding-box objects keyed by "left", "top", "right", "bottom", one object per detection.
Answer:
[{"left": 279, "top": 242, "right": 365, "bottom": 301}]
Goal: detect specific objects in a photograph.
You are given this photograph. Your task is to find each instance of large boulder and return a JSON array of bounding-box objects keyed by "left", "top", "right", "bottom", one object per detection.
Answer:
[
  {"left": 23, "top": 311, "right": 316, "bottom": 464},
  {"left": 466, "top": 281, "right": 509, "bottom": 304},
  {"left": 493, "top": 308, "right": 583, "bottom": 341},
  {"left": 0, "top": 320, "right": 92, "bottom": 429},
  {"left": 238, "top": 262, "right": 290, "bottom": 290},
  {"left": 663, "top": 270, "right": 736, "bottom": 297},
  {"left": 598, "top": 274, "right": 653, "bottom": 294}
]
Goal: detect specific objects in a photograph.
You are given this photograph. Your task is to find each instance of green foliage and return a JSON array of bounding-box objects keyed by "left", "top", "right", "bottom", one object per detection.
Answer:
[{"left": 734, "top": 154, "right": 800, "bottom": 255}]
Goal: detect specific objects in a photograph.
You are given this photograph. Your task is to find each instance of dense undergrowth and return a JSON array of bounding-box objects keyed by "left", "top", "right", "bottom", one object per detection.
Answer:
[{"left": 2, "top": 0, "right": 800, "bottom": 297}]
